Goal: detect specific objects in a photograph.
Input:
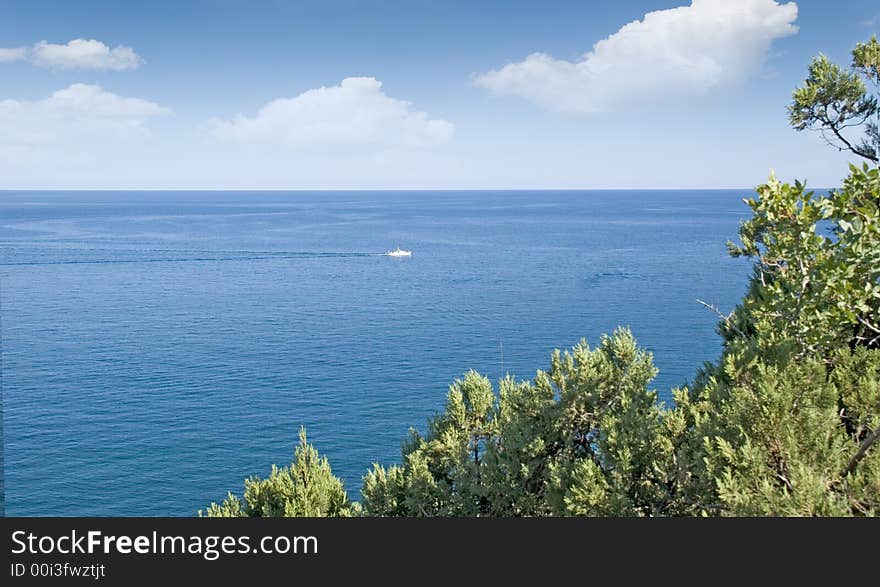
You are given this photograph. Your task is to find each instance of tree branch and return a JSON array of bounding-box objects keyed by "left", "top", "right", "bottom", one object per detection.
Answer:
[
  {"left": 819, "top": 116, "right": 880, "bottom": 163},
  {"left": 855, "top": 314, "right": 880, "bottom": 335},
  {"left": 696, "top": 299, "right": 747, "bottom": 339},
  {"left": 841, "top": 426, "right": 880, "bottom": 478}
]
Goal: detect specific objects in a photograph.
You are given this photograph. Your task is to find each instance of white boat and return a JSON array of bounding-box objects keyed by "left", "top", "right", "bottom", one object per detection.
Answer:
[{"left": 387, "top": 246, "right": 412, "bottom": 257}]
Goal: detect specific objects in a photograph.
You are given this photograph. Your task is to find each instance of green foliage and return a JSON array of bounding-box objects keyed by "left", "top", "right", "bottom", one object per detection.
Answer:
[
  {"left": 201, "top": 428, "right": 354, "bottom": 517},
  {"left": 362, "top": 330, "right": 687, "bottom": 517},
  {"left": 686, "top": 346, "right": 879, "bottom": 516},
  {"left": 362, "top": 370, "right": 498, "bottom": 516},
  {"left": 360, "top": 323, "right": 879, "bottom": 517},
  {"left": 789, "top": 37, "right": 879, "bottom": 163},
  {"left": 681, "top": 155, "right": 880, "bottom": 515},
  {"left": 540, "top": 332, "right": 679, "bottom": 516},
  {"left": 854, "top": 36, "right": 880, "bottom": 88},
  {"left": 727, "top": 165, "right": 880, "bottom": 355}
]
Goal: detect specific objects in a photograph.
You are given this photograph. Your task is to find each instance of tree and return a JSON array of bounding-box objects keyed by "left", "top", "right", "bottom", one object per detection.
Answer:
[
  {"left": 362, "top": 370, "right": 497, "bottom": 516},
  {"left": 679, "top": 142, "right": 880, "bottom": 516},
  {"left": 362, "top": 330, "right": 687, "bottom": 517},
  {"left": 201, "top": 428, "right": 355, "bottom": 517},
  {"left": 726, "top": 165, "right": 880, "bottom": 354},
  {"left": 789, "top": 36, "right": 880, "bottom": 164}
]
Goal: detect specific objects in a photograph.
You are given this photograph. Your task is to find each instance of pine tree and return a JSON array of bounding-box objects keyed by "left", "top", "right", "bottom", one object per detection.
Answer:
[{"left": 201, "top": 428, "right": 354, "bottom": 517}]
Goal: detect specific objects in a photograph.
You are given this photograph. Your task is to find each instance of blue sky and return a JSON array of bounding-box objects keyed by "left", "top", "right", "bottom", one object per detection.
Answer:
[{"left": 0, "top": 0, "right": 877, "bottom": 189}]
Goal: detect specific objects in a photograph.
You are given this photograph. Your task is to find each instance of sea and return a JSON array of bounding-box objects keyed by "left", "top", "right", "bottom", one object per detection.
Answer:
[{"left": 0, "top": 190, "right": 753, "bottom": 516}]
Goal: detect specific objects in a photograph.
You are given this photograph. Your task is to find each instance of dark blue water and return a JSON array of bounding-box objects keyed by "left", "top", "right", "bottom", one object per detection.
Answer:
[{"left": 1, "top": 190, "right": 751, "bottom": 516}]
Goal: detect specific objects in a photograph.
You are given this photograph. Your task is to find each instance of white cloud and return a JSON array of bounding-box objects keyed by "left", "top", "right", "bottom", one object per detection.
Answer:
[
  {"left": 0, "top": 83, "right": 170, "bottom": 156},
  {"left": 210, "top": 77, "right": 454, "bottom": 149},
  {"left": 0, "top": 47, "right": 26, "bottom": 62},
  {"left": 474, "top": 0, "right": 798, "bottom": 113},
  {"left": 0, "top": 39, "right": 143, "bottom": 70},
  {"left": 32, "top": 39, "right": 143, "bottom": 70}
]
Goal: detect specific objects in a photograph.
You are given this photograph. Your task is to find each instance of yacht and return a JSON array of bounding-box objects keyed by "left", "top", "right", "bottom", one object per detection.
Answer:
[{"left": 387, "top": 246, "right": 412, "bottom": 257}]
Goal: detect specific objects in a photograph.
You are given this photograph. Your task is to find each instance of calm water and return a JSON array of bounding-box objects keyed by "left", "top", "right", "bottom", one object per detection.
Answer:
[{"left": 1, "top": 190, "right": 751, "bottom": 516}]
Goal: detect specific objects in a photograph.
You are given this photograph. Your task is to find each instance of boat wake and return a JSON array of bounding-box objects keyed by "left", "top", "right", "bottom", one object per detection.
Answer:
[{"left": 0, "top": 250, "right": 393, "bottom": 267}]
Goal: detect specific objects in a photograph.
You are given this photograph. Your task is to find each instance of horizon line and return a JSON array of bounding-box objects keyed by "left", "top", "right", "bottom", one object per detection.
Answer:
[{"left": 0, "top": 186, "right": 806, "bottom": 192}]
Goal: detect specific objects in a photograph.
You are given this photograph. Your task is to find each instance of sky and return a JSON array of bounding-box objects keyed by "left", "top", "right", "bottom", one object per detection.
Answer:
[{"left": 0, "top": 0, "right": 878, "bottom": 190}]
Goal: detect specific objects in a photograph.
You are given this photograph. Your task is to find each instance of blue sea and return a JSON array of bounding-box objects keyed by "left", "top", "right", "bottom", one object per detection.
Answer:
[{"left": 1, "top": 190, "right": 752, "bottom": 516}]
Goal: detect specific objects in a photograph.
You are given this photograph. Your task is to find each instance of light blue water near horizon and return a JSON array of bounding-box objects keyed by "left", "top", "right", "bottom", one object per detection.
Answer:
[{"left": 1, "top": 190, "right": 752, "bottom": 516}]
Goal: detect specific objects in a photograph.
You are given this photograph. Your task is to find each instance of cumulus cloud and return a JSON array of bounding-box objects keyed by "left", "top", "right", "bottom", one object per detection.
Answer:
[
  {"left": 210, "top": 77, "right": 454, "bottom": 149},
  {"left": 0, "top": 39, "right": 143, "bottom": 70},
  {"left": 0, "top": 83, "right": 170, "bottom": 155},
  {"left": 474, "top": 0, "right": 799, "bottom": 113}
]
